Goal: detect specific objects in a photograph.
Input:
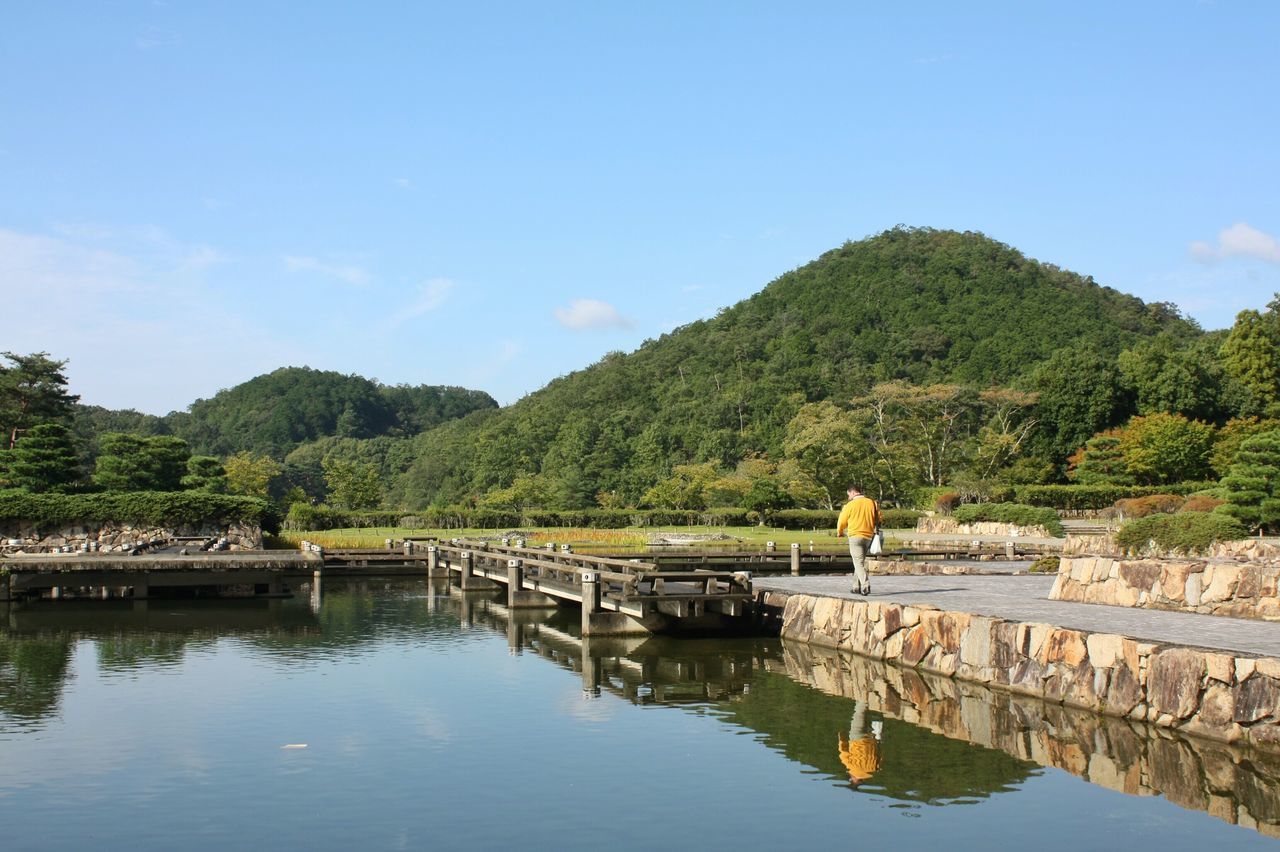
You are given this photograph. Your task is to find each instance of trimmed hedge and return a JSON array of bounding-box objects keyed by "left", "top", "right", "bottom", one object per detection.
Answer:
[
  {"left": 1010, "top": 483, "right": 1213, "bottom": 511},
  {"left": 0, "top": 490, "right": 279, "bottom": 533},
  {"left": 283, "top": 505, "right": 759, "bottom": 531},
  {"left": 1115, "top": 512, "right": 1248, "bottom": 555},
  {"left": 952, "top": 503, "right": 1064, "bottom": 537},
  {"left": 769, "top": 508, "right": 922, "bottom": 530}
]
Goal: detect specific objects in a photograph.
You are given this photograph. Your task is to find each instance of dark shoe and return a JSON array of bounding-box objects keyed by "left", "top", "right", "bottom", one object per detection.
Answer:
[{"left": 860, "top": 586, "right": 870, "bottom": 596}]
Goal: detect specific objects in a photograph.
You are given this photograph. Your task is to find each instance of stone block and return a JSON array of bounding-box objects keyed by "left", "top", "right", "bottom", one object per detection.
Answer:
[
  {"left": 1148, "top": 648, "right": 1205, "bottom": 720},
  {"left": 1086, "top": 633, "right": 1125, "bottom": 669},
  {"left": 1236, "top": 658, "right": 1257, "bottom": 683},
  {"left": 1185, "top": 573, "right": 1203, "bottom": 607},
  {"left": 1202, "top": 564, "right": 1241, "bottom": 605},
  {"left": 1041, "top": 628, "right": 1088, "bottom": 667},
  {"left": 1233, "top": 676, "right": 1280, "bottom": 724},
  {"left": 1118, "top": 560, "right": 1162, "bottom": 591},
  {"left": 1205, "top": 653, "right": 1234, "bottom": 685},
  {"left": 1254, "top": 658, "right": 1280, "bottom": 680}
]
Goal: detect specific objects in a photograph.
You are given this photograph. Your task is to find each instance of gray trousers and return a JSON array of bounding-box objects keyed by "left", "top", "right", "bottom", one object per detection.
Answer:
[{"left": 847, "top": 536, "right": 871, "bottom": 591}]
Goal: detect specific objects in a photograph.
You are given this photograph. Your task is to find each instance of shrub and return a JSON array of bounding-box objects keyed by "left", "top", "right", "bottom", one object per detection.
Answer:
[
  {"left": 1028, "top": 556, "right": 1060, "bottom": 574},
  {"left": 1179, "top": 494, "right": 1226, "bottom": 514},
  {"left": 952, "top": 503, "right": 1064, "bottom": 537},
  {"left": 935, "top": 492, "right": 962, "bottom": 514},
  {"left": 0, "top": 490, "right": 278, "bottom": 534},
  {"left": 1011, "top": 483, "right": 1213, "bottom": 510},
  {"left": 1115, "top": 512, "right": 1248, "bottom": 555},
  {"left": 1113, "top": 494, "right": 1184, "bottom": 519}
]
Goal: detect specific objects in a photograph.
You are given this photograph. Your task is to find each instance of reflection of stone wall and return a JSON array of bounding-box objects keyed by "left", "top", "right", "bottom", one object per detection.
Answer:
[
  {"left": 779, "top": 641, "right": 1280, "bottom": 838},
  {"left": 4, "top": 522, "right": 262, "bottom": 553},
  {"left": 915, "top": 517, "right": 1052, "bottom": 538},
  {"left": 763, "top": 589, "right": 1280, "bottom": 753},
  {"left": 1053, "top": 557, "right": 1280, "bottom": 620}
]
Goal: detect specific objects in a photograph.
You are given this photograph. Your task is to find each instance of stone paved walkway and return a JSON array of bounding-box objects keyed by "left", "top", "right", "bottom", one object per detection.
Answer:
[{"left": 755, "top": 573, "right": 1280, "bottom": 658}]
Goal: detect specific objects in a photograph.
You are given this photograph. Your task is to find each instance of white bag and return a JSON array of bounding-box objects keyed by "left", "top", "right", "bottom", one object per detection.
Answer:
[{"left": 868, "top": 530, "right": 883, "bottom": 555}]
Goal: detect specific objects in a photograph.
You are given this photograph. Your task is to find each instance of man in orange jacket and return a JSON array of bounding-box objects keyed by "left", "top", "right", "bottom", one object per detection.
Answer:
[{"left": 836, "top": 484, "right": 882, "bottom": 595}]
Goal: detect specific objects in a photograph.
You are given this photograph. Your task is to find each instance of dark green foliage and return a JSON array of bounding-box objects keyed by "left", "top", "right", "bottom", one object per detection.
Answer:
[
  {"left": 1026, "top": 346, "right": 1130, "bottom": 462},
  {"left": 1028, "top": 556, "right": 1060, "bottom": 574},
  {"left": 182, "top": 456, "right": 228, "bottom": 493},
  {"left": 952, "top": 503, "right": 1064, "bottom": 537},
  {"left": 1117, "top": 335, "right": 1223, "bottom": 422},
  {"left": 0, "top": 491, "right": 278, "bottom": 533},
  {"left": 3, "top": 423, "right": 82, "bottom": 492},
  {"left": 1115, "top": 512, "right": 1247, "bottom": 555},
  {"left": 397, "top": 228, "right": 1196, "bottom": 508},
  {"left": 0, "top": 352, "right": 79, "bottom": 449},
  {"left": 93, "top": 433, "right": 191, "bottom": 492},
  {"left": 1220, "top": 307, "right": 1280, "bottom": 415},
  {"left": 1218, "top": 430, "right": 1280, "bottom": 532},
  {"left": 70, "top": 405, "right": 169, "bottom": 468},
  {"left": 1011, "top": 482, "right": 1211, "bottom": 510},
  {"left": 167, "top": 367, "right": 497, "bottom": 458}
]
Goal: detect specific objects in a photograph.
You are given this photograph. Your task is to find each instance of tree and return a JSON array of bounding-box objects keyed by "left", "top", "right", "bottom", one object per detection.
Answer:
[
  {"left": 1220, "top": 308, "right": 1280, "bottom": 415},
  {"left": 182, "top": 455, "right": 228, "bottom": 492},
  {"left": 2, "top": 423, "right": 81, "bottom": 492},
  {"left": 1218, "top": 430, "right": 1280, "bottom": 533},
  {"left": 1117, "top": 336, "right": 1221, "bottom": 421},
  {"left": 782, "top": 401, "right": 867, "bottom": 509},
  {"left": 224, "top": 451, "right": 283, "bottom": 499},
  {"left": 641, "top": 463, "right": 718, "bottom": 510},
  {"left": 0, "top": 352, "right": 79, "bottom": 449},
  {"left": 1026, "top": 346, "right": 1129, "bottom": 462},
  {"left": 1067, "top": 433, "right": 1133, "bottom": 485},
  {"left": 856, "top": 382, "right": 983, "bottom": 490},
  {"left": 1116, "top": 413, "right": 1215, "bottom": 485},
  {"left": 322, "top": 456, "right": 382, "bottom": 510},
  {"left": 1211, "top": 417, "right": 1280, "bottom": 478},
  {"left": 92, "top": 433, "right": 191, "bottom": 491}
]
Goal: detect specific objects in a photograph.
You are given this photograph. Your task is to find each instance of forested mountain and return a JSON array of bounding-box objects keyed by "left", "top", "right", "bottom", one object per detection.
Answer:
[
  {"left": 389, "top": 227, "right": 1201, "bottom": 507},
  {"left": 73, "top": 368, "right": 497, "bottom": 460}
]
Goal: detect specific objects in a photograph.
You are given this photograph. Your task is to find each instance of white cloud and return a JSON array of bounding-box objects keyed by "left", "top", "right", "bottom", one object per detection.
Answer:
[
  {"left": 0, "top": 225, "right": 302, "bottom": 413},
  {"left": 398, "top": 278, "right": 456, "bottom": 322},
  {"left": 1189, "top": 222, "right": 1280, "bottom": 264},
  {"left": 553, "top": 298, "right": 632, "bottom": 331},
  {"left": 283, "top": 255, "right": 370, "bottom": 286}
]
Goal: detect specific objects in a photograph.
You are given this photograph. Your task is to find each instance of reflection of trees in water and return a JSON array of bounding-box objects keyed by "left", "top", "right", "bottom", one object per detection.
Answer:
[{"left": 0, "top": 634, "right": 74, "bottom": 724}]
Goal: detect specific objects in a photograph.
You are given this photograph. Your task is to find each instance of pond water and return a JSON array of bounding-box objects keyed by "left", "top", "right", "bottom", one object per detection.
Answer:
[{"left": 2, "top": 578, "right": 1278, "bottom": 851}]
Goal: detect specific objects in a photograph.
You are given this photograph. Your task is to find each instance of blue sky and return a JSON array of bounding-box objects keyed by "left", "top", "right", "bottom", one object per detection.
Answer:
[{"left": 2, "top": 1, "right": 1277, "bottom": 414}]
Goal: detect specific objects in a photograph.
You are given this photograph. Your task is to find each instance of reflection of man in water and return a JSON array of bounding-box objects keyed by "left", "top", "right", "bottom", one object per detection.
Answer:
[{"left": 838, "top": 700, "right": 883, "bottom": 786}]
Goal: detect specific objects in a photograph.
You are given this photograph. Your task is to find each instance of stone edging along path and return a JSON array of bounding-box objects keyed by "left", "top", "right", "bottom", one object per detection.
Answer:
[{"left": 755, "top": 585, "right": 1280, "bottom": 754}]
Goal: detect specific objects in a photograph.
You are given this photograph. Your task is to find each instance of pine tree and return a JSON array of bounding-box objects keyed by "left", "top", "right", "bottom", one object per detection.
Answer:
[
  {"left": 1218, "top": 430, "right": 1280, "bottom": 533},
  {"left": 1068, "top": 434, "right": 1133, "bottom": 485},
  {"left": 3, "top": 422, "right": 81, "bottom": 492}
]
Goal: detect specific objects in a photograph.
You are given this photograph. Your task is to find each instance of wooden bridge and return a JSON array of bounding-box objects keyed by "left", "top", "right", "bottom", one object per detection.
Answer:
[{"left": 311, "top": 539, "right": 754, "bottom": 635}]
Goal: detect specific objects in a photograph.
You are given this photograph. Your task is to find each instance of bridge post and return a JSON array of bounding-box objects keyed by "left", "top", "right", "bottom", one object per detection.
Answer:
[
  {"left": 580, "top": 571, "right": 601, "bottom": 635},
  {"left": 507, "top": 559, "right": 523, "bottom": 607},
  {"left": 309, "top": 570, "right": 324, "bottom": 613},
  {"left": 766, "top": 540, "right": 776, "bottom": 553},
  {"left": 403, "top": 540, "right": 415, "bottom": 556},
  {"left": 460, "top": 551, "right": 473, "bottom": 585},
  {"left": 790, "top": 542, "right": 801, "bottom": 576},
  {"left": 385, "top": 538, "right": 394, "bottom": 551},
  {"left": 1005, "top": 541, "right": 1016, "bottom": 559},
  {"left": 426, "top": 545, "right": 448, "bottom": 578}
]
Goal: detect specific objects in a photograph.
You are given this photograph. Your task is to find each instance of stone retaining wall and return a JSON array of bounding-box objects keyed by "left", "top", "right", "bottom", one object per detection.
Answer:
[
  {"left": 868, "top": 558, "right": 996, "bottom": 576},
  {"left": 2, "top": 522, "right": 262, "bottom": 553},
  {"left": 780, "top": 640, "right": 1280, "bottom": 837},
  {"left": 1064, "top": 533, "right": 1280, "bottom": 560},
  {"left": 1051, "top": 556, "right": 1280, "bottom": 620},
  {"left": 915, "top": 516, "right": 1052, "bottom": 538},
  {"left": 761, "top": 589, "right": 1280, "bottom": 753}
]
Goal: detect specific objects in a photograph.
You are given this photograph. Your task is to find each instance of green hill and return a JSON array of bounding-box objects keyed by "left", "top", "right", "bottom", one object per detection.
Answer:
[
  {"left": 390, "top": 227, "right": 1199, "bottom": 507},
  {"left": 73, "top": 368, "right": 497, "bottom": 461}
]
